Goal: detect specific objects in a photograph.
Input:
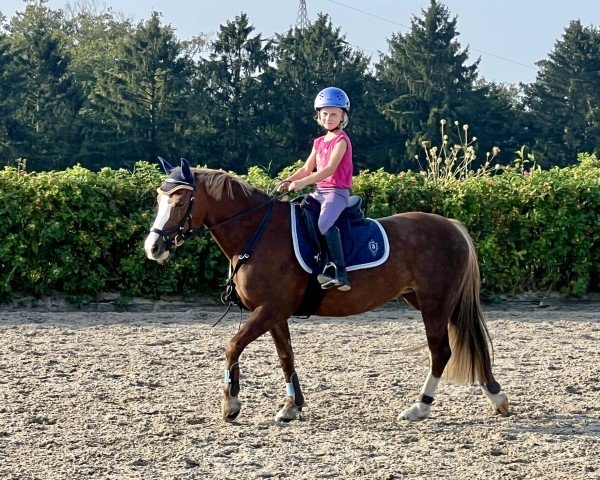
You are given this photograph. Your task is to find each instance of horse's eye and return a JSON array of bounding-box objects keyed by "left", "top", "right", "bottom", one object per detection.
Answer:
[{"left": 173, "top": 198, "right": 186, "bottom": 208}]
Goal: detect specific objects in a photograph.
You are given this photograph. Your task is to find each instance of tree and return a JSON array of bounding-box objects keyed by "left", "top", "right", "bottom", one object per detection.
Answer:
[
  {"left": 0, "top": 15, "right": 27, "bottom": 164},
  {"left": 64, "top": 2, "right": 134, "bottom": 168},
  {"left": 5, "top": 0, "right": 84, "bottom": 170},
  {"left": 524, "top": 20, "right": 600, "bottom": 167},
  {"left": 91, "top": 11, "right": 193, "bottom": 168},
  {"left": 191, "top": 13, "right": 274, "bottom": 172},
  {"left": 376, "top": 0, "right": 480, "bottom": 161}
]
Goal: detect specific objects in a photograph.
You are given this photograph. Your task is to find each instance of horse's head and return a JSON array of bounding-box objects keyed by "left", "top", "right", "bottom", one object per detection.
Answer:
[{"left": 144, "top": 157, "right": 200, "bottom": 262}]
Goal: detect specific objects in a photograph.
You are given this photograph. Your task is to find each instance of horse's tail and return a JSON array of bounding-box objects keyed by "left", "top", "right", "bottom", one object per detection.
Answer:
[{"left": 444, "top": 220, "right": 494, "bottom": 385}]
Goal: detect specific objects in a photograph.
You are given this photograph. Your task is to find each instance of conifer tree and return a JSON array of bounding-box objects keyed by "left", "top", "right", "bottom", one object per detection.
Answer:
[
  {"left": 64, "top": 2, "right": 134, "bottom": 168},
  {"left": 192, "top": 13, "right": 274, "bottom": 172},
  {"left": 524, "top": 20, "right": 600, "bottom": 166},
  {"left": 376, "top": 0, "right": 479, "bottom": 160},
  {"left": 0, "top": 20, "right": 27, "bottom": 164},
  {"left": 271, "top": 14, "right": 370, "bottom": 171},
  {"left": 5, "top": 1, "right": 84, "bottom": 170},
  {"left": 92, "top": 11, "right": 193, "bottom": 167}
]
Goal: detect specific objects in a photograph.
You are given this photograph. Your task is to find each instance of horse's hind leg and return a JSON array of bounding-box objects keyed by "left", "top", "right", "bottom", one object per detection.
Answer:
[
  {"left": 270, "top": 320, "right": 305, "bottom": 422},
  {"left": 398, "top": 296, "right": 509, "bottom": 420},
  {"left": 399, "top": 298, "right": 452, "bottom": 422}
]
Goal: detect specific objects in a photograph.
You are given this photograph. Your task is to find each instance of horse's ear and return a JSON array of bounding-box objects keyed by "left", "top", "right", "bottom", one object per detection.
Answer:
[
  {"left": 158, "top": 156, "right": 174, "bottom": 174},
  {"left": 180, "top": 158, "right": 195, "bottom": 186}
]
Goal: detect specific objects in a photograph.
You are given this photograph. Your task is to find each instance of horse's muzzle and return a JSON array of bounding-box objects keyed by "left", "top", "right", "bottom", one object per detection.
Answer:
[{"left": 144, "top": 232, "right": 170, "bottom": 262}]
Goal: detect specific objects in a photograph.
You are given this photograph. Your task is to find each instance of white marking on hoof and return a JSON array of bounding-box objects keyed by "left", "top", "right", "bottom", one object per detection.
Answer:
[
  {"left": 275, "top": 396, "right": 303, "bottom": 422},
  {"left": 222, "top": 387, "right": 242, "bottom": 422},
  {"left": 481, "top": 386, "right": 509, "bottom": 416},
  {"left": 398, "top": 401, "right": 431, "bottom": 422}
]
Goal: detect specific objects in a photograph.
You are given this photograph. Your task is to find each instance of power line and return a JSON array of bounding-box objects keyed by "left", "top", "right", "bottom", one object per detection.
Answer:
[
  {"left": 467, "top": 48, "right": 536, "bottom": 70},
  {"left": 325, "top": 0, "right": 536, "bottom": 71},
  {"left": 327, "top": 0, "right": 410, "bottom": 29}
]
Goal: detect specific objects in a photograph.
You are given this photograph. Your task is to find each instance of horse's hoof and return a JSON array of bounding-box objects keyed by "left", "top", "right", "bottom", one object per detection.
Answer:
[
  {"left": 275, "top": 408, "right": 302, "bottom": 422},
  {"left": 481, "top": 387, "right": 509, "bottom": 416},
  {"left": 496, "top": 398, "right": 510, "bottom": 416},
  {"left": 225, "top": 409, "right": 241, "bottom": 422},
  {"left": 398, "top": 401, "right": 430, "bottom": 422},
  {"left": 222, "top": 391, "right": 242, "bottom": 422},
  {"left": 275, "top": 396, "right": 303, "bottom": 422}
]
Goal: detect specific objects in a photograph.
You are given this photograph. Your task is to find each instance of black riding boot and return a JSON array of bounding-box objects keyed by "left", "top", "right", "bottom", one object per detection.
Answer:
[{"left": 317, "top": 226, "right": 351, "bottom": 291}]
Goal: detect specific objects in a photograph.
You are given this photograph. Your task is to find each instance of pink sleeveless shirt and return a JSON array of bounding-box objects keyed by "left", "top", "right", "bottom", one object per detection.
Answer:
[{"left": 313, "top": 130, "right": 353, "bottom": 189}]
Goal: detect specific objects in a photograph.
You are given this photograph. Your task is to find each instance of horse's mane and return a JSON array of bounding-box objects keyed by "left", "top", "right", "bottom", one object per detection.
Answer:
[{"left": 194, "top": 168, "right": 269, "bottom": 202}]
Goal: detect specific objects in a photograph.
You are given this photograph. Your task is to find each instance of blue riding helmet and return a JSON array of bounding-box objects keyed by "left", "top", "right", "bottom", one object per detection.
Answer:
[{"left": 314, "top": 87, "right": 350, "bottom": 112}]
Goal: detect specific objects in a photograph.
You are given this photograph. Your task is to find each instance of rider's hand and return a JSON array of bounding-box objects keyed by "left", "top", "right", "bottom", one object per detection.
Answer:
[
  {"left": 288, "top": 180, "right": 304, "bottom": 192},
  {"left": 277, "top": 181, "right": 290, "bottom": 192}
]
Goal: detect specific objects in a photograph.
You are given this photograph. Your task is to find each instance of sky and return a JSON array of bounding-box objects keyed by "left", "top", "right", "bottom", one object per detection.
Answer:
[{"left": 1, "top": 0, "right": 599, "bottom": 85}]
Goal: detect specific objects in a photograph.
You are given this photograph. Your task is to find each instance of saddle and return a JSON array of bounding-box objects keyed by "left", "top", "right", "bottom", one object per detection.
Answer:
[
  {"left": 288, "top": 195, "right": 389, "bottom": 317},
  {"left": 223, "top": 195, "right": 390, "bottom": 319},
  {"left": 290, "top": 194, "right": 389, "bottom": 275}
]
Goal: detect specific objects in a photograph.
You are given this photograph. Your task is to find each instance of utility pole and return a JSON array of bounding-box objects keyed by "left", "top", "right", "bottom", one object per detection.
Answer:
[{"left": 296, "top": 0, "right": 309, "bottom": 30}]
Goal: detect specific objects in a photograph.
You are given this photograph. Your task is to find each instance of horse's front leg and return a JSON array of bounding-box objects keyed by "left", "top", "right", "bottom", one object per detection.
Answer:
[
  {"left": 222, "top": 306, "right": 280, "bottom": 422},
  {"left": 270, "top": 321, "right": 305, "bottom": 422},
  {"left": 222, "top": 363, "right": 242, "bottom": 421}
]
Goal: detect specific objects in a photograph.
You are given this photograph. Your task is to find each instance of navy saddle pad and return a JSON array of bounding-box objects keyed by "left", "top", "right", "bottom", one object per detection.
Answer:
[{"left": 290, "top": 195, "right": 389, "bottom": 274}]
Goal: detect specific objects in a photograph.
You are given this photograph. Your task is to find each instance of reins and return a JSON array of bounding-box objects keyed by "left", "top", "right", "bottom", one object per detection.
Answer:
[
  {"left": 152, "top": 189, "right": 288, "bottom": 249},
  {"left": 205, "top": 191, "right": 288, "bottom": 233}
]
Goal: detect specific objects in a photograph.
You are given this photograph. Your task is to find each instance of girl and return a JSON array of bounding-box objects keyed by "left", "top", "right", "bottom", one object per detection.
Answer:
[{"left": 279, "top": 87, "right": 353, "bottom": 291}]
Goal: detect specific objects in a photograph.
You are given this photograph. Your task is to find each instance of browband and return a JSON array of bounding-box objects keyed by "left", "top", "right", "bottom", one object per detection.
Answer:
[{"left": 157, "top": 183, "right": 194, "bottom": 195}]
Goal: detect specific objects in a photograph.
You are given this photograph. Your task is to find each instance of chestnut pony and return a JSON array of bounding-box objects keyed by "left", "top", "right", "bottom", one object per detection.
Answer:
[{"left": 144, "top": 158, "right": 509, "bottom": 422}]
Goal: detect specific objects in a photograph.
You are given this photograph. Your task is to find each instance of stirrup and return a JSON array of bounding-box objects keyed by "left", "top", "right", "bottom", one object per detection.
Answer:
[
  {"left": 320, "top": 278, "right": 351, "bottom": 291},
  {"left": 317, "top": 262, "right": 336, "bottom": 285},
  {"left": 318, "top": 263, "right": 350, "bottom": 291}
]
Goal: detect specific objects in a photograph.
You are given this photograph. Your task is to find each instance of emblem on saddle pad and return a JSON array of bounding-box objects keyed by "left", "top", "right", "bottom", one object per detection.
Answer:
[{"left": 368, "top": 239, "right": 379, "bottom": 257}]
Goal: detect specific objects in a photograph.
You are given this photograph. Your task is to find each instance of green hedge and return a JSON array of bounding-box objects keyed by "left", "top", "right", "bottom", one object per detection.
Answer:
[
  {"left": 351, "top": 154, "right": 600, "bottom": 296},
  {"left": 1, "top": 155, "right": 598, "bottom": 303},
  {"left": 0, "top": 162, "right": 224, "bottom": 303}
]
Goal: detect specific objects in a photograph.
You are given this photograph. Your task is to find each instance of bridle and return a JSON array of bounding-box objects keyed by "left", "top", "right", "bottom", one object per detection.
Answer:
[
  {"left": 150, "top": 184, "right": 288, "bottom": 252},
  {"left": 150, "top": 186, "right": 199, "bottom": 250}
]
